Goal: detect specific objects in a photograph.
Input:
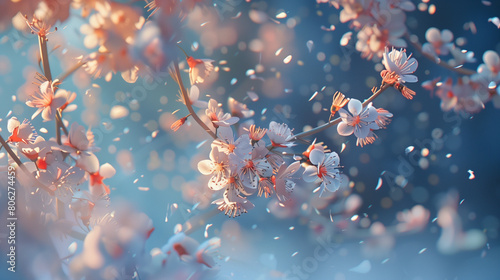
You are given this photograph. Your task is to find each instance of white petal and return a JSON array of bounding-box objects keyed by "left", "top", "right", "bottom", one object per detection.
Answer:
[
  {"left": 302, "top": 166, "right": 319, "bottom": 182},
  {"left": 348, "top": 99, "right": 363, "bottom": 116},
  {"left": 198, "top": 160, "right": 214, "bottom": 175},
  {"left": 100, "top": 163, "right": 116, "bottom": 178},
  {"left": 309, "top": 149, "right": 325, "bottom": 165},
  {"left": 337, "top": 122, "right": 354, "bottom": 136}
]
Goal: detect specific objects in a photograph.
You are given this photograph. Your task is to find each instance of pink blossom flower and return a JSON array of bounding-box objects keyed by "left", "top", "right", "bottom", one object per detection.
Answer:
[
  {"left": 303, "top": 149, "right": 341, "bottom": 197},
  {"left": 26, "top": 80, "right": 67, "bottom": 121},
  {"left": 206, "top": 99, "right": 239, "bottom": 128},
  {"left": 36, "top": 164, "right": 85, "bottom": 202},
  {"left": 230, "top": 146, "right": 272, "bottom": 193},
  {"left": 382, "top": 47, "right": 418, "bottom": 83},
  {"left": 58, "top": 123, "right": 100, "bottom": 173}
]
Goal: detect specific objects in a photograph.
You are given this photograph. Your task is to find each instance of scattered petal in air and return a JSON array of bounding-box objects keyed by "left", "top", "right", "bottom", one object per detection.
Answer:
[
  {"left": 488, "top": 17, "right": 500, "bottom": 28},
  {"left": 306, "top": 40, "right": 314, "bottom": 53},
  {"left": 468, "top": 170, "right": 475, "bottom": 180},
  {"left": 247, "top": 91, "right": 259, "bottom": 102},
  {"left": 418, "top": 248, "right": 427, "bottom": 254},
  {"left": 39, "top": 127, "right": 48, "bottom": 133},
  {"left": 283, "top": 55, "right": 292, "bottom": 64},
  {"left": 309, "top": 91, "right": 319, "bottom": 101},
  {"left": 460, "top": 199, "right": 465, "bottom": 205},
  {"left": 482, "top": 1, "right": 492, "bottom": 6},
  {"left": 341, "top": 143, "right": 346, "bottom": 153},
  {"left": 204, "top": 224, "right": 213, "bottom": 238},
  {"left": 230, "top": 78, "right": 238, "bottom": 85},
  {"left": 68, "top": 242, "right": 78, "bottom": 255},
  {"left": 291, "top": 251, "right": 298, "bottom": 257},
  {"left": 276, "top": 12, "right": 287, "bottom": 19},
  {"left": 275, "top": 48, "right": 283, "bottom": 56},
  {"left": 375, "top": 177, "right": 383, "bottom": 190},
  {"left": 340, "top": 32, "right": 352, "bottom": 46},
  {"left": 196, "top": 139, "right": 208, "bottom": 149},
  {"left": 446, "top": 153, "right": 452, "bottom": 158},
  {"left": 405, "top": 146, "right": 415, "bottom": 154}
]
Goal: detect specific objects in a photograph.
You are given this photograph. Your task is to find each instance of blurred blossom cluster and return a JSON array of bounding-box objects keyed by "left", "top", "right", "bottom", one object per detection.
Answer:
[{"left": 0, "top": 0, "right": 497, "bottom": 279}]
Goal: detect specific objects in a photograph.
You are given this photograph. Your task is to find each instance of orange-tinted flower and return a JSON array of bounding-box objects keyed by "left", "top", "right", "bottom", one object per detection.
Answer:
[{"left": 329, "top": 91, "right": 349, "bottom": 121}]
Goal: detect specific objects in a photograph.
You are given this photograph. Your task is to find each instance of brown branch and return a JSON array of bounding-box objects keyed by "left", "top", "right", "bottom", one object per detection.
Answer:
[
  {"left": 173, "top": 61, "right": 217, "bottom": 139},
  {"left": 38, "top": 35, "right": 52, "bottom": 81}
]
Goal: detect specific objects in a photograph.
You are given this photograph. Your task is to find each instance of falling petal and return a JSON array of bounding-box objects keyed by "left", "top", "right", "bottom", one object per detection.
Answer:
[
  {"left": 446, "top": 153, "right": 452, "bottom": 158},
  {"left": 276, "top": 12, "right": 287, "bottom": 19},
  {"left": 341, "top": 143, "right": 346, "bottom": 153},
  {"left": 230, "top": 78, "right": 238, "bottom": 85},
  {"left": 460, "top": 199, "right": 465, "bottom": 205},
  {"left": 174, "top": 223, "right": 182, "bottom": 234},
  {"left": 488, "top": 17, "right": 500, "bottom": 28},
  {"left": 375, "top": 177, "right": 383, "bottom": 190},
  {"left": 321, "top": 25, "right": 335, "bottom": 31},
  {"left": 283, "top": 55, "right": 292, "bottom": 64},
  {"left": 313, "top": 186, "right": 321, "bottom": 193},
  {"left": 204, "top": 224, "right": 213, "bottom": 238},
  {"left": 247, "top": 91, "right": 259, "bottom": 101},
  {"left": 275, "top": 47, "right": 283, "bottom": 56},
  {"left": 138, "top": 187, "right": 150, "bottom": 191},
  {"left": 468, "top": 170, "right": 475, "bottom": 180},
  {"left": 419, "top": 248, "right": 427, "bottom": 254},
  {"left": 340, "top": 32, "right": 352, "bottom": 46},
  {"left": 291, "top": 251, "right": 298, "bottom": 257},
  {"left": 405, "top": 146, "right": 415, "bottom": 154},
  {"left": 200, "top": 21, "right": 210, "bottom": 27},
  {"left": 309, "top": 91, "right": 319, "bottom": 101},
  {"left": 39, "top": 127, "right": 48, "bottom": 133},
  {"left": 351, "top": 214, "right": 359, "bottom": 221}
]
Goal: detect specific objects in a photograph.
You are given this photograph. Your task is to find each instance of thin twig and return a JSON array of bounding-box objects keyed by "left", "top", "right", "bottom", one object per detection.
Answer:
[
  {"left": 38, "top": 35, "right": 52, "bottom": 81},
  {"left": 173, "top": 61, "right": 217, "bottom": 139},
  {"left": 279, "top": 83, "right": 391, "bottom": 143},
  {"left": 405, "top": 33, "right": 476, "bottom": 76},
  {"left": 57, "top": 61, "right": 86, "bottom": 83},
  {"left": 0, "top": 134, "right": 54, "bottom": 195}
]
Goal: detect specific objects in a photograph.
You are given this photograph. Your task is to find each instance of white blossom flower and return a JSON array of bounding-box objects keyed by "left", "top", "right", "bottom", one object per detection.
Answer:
[
  {"left": 7, "top": 117, "right": 37, "bottom": 144},
  {"left": 187, "top": 56, "right": 215, "bottom": 85},
  {"left": 36, "top": 164, "right": 85, "bottom": 203},
  {"left": 26, "top": 80, "right": 67, "bottom": 121},
  {"left": 187, "top": 85, "right": 208, "bottom": 108},
  {"left": 206, "top": 99, "right": 239, "bottom": 128},
  {"left": 198, "top": 147, "right": 231, "bottom": 191},
  {"left": 211, "top": 126, "right": 251, "bottom": 155},
  {"left": 267, "top": 121, "right": 296, "bottom": 148},
  {"left": 274, "top": 161, "right": 301, "bottom": 202},
  {"left": 230, "top": 146, "right": 272, "bottom": 193},
  {"left": 212, "top": 184, "right": 254, "bottom": 217},
  {"left": 58, "top": 123, "right": 100, "bottom": 173},
  {"left": 382, "top": 47, "right": 418, "bottom": 83},
  {"left": 337, "top": 99, "right": 379, "bottom": 145},
  {"left": 303, "top": 149, "right": 341, "bottom": 197}
]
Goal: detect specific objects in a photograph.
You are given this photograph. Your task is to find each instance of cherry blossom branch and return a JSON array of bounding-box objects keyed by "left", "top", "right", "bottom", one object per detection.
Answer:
[
  {"left": 38, "top": 35, "right": 52, "bottom": 81},
  {"left": 405, "top": 33, "right": 476, "bottom": 76},
  {"left": 288, "top": 83, "right": 391, "bottom": 142},
  {"left": 172, "top": 61, "right": 217, "bottom": 139},
  {"left": 56, "top": 61, "right": 86, "bottom": 84},
  {"left": 0, "top": 134, "right": 55, "bottom": 195}
]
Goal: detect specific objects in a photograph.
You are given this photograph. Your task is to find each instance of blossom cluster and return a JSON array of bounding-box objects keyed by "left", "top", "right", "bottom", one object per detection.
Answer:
[{"left": 318, "top": 0, "right": 415, "bottom": 60}]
